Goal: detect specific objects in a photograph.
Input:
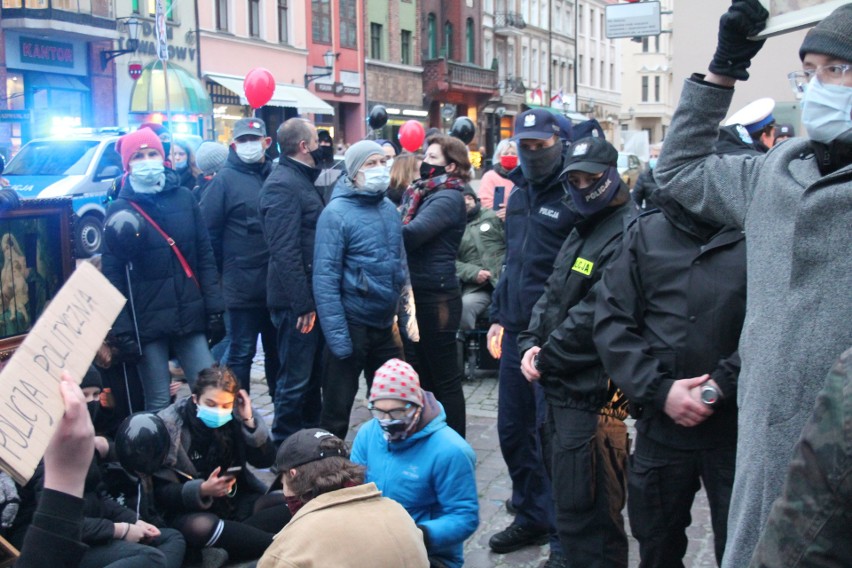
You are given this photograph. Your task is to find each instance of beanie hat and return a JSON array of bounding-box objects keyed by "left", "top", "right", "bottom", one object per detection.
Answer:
[
  {"left": 462, "top": 184, "right": 478, "bottom": 200},
  {"left": 116, "top": 128, "right": 165, "bottom": 171},
  {"left": 81, "top": 365, "right": 103, "bottom": 391},
  {"left": 799, "top": 4, "right": 852, "bottom": 62},
  {"left": 195, "top": 141, "right": 229, "bottom": 175},
  {"left": 344, "top": 140, "right": 385, "bottom": 177},
  {"left": 370, "top": 359, "right": 425, "bottom": 407},
  {"left": 317, "top": 129, "right": 333, "bottom": 145},
  {"left": 138, "top": 122, "right": 170, "bottom": 140}
]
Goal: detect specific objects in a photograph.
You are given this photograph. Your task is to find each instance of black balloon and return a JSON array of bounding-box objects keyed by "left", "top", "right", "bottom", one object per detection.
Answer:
[
  {"left": 103, "top": 209, "right": 147, "bottom": 260},
  {"left": 367, "top": 105, "right": 389, "bottom": 130},
  {"left": 115, "top": 412, "right": 169, "bottom": 475},
  {"left": 450, "top": 117, "right": 476, "bottom": 144}
]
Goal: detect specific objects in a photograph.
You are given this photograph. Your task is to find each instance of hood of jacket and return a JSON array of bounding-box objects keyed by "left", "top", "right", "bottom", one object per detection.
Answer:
[
  {"left": 651, "top": 188, "right": 729, "bottom": 242},
  {"left": 330, "top": 174, "right": 386, "bottom": 204}
]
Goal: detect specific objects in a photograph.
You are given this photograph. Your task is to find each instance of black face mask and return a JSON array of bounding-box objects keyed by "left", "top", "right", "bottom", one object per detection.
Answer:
[
  {"left": 87, "top": 400, "right": 100, "bottom": 424},
  {"left": 518, "top": 139, "right": 564, "bottom": 185},
  {"left": 312, "top": 145, "right": 334, "bottom": 169},
  {"left": 420, "top": 162, "right": 447, "bottom": 180}
]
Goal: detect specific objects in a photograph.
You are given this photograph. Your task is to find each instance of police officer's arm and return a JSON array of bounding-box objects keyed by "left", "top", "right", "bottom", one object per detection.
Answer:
[
  {"left": 534, "top": 237, "right": 625, "bottom": 375},
  {"left": 593, "top": 224, "right": 677, "bottom": 407}
]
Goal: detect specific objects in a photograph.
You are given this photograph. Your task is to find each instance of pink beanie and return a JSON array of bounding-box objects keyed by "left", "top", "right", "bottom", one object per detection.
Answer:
[
  {"left": 116, "top": 128, "right": 165, "bottom": 171},
  {"left": 370, "top": 359, "right": 425, "bottom": 407}
]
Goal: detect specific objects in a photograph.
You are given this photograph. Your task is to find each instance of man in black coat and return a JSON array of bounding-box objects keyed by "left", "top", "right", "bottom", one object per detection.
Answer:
[
  {"left": 518, "top": 137, "right": 632, "bottom": 568},
  {"left": 592, "top": 126, "right": 753, "bottom": 567},
  {"left": 258, "top": 118, "right": 326, "bottom": 444},
  {"left": 200, "top": 118, "right": 279, "bottom": 395}
]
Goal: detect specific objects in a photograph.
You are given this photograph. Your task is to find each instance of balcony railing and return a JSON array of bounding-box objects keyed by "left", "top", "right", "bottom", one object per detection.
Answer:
[
  {"left": 494, "top": 11, "right": 526, "bottom": 32},
  {"left": 448, "top": 61, "right": 499, "bottom": 91},
  {"left": 1, "top": 0, "right": 114, "bottom": 26}
]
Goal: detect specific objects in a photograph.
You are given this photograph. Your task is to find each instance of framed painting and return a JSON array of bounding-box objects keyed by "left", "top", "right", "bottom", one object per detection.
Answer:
[
  {"left": 0, "top": 198, "right": 74, "bottom": 359},
  {"left": 756, "top": 0, "right": 849, "bottom": 37}
]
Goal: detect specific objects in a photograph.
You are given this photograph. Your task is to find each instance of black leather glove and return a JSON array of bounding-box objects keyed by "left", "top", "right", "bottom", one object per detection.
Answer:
[
  {"left": 709, "top": 0, "right": 769, "bottom": 81},
  {"left": 0, "top": 188, "right": 21, "bottom": 212},
  {"left": 206, "top": 313, "right": 226, "bottom": 346},
  {"left": 111, "top": 333, "right": 141, "bottom": 364}
]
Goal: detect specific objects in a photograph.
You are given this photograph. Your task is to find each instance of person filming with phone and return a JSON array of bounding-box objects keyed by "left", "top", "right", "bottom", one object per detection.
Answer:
[{"left": 152, "top": 366, "right": 288, "bottom": 566}]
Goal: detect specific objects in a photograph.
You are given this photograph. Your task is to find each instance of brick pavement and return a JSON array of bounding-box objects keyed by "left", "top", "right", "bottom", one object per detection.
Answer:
[{"left": 248, "top": 351, "right": 719, "bottom": 568}]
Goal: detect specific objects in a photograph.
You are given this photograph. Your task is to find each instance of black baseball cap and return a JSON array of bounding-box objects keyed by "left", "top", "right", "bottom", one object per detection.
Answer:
[
  {"left": 275, "top": 428, "right": 346, "bottom": 471},
  {"left": 564, "top": 137, "right": 618, "bottom": 174},
  {"left": 513, "top": 109, "right": 561, "bottom": 140}
]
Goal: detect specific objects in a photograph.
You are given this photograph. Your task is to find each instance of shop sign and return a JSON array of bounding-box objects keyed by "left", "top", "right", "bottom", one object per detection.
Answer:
[
  {"left": 0, "top": 110, "right": 31, "bottom": 122},
  {"left": 19, "top": 37, "right": 74, "bottom": 69},
  {"left": 316, "top": 82, "right": 361, "bottom": 96}
]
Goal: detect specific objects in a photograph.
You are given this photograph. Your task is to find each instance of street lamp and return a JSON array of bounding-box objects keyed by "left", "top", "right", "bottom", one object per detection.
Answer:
[
  {"left": 304, "top": 50, "right": 339, "bottom": 88},
  {"left": 100, "top": 17, "right": 141, "bottom": 70}
]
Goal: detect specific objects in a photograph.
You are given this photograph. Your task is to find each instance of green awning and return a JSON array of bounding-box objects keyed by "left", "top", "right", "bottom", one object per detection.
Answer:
[{"left": 129, "top": 61, "right": 212, "bottom": 115}]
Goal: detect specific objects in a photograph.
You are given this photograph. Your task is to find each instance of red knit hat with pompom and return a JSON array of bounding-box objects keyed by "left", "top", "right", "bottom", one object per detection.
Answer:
[
  {"left": 116, "top": 128, "right": 165, "bottom": 171},
  {"left": 370, "top": 358, "right": 424, "bottom": 407}
]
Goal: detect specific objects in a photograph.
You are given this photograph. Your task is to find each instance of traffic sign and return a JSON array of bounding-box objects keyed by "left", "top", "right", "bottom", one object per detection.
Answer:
[{"left": 606, "top": 1, "right": 662, "bottom": 39}]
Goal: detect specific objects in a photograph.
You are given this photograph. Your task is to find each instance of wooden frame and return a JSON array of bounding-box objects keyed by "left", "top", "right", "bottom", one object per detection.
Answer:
[
  {"left": 0, "top": 534, "right": 19, "bottom": 567},
  {"left": 0, "top": 198, "right": 74, "bottom": 359},
  {"left": 756, "top": 0, "right": 849, "bottom": 38}
]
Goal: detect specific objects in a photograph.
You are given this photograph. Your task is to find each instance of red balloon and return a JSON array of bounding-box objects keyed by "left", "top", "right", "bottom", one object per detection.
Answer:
[
  {"left": 398, "top": 120, "right": 426, "bottom": 153},
  {"left": 244, "top": 68, "right": 276, "bottom": 109}
]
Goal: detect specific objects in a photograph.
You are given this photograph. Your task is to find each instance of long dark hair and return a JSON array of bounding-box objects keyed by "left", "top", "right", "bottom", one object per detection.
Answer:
[{"left": 192, "top": 366, "right": 239, "bottom": 398}]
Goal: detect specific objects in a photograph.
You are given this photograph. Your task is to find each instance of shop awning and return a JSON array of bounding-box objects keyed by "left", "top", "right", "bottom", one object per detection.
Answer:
[
  {"left": 130, "top": 61, "right": 213, "bottom": 115},
  {"left": 28, "top": 73, "right": 90, "bottom": 91},
  {"left": 205, "top": 72, "right": 334, "bottom": 115}
]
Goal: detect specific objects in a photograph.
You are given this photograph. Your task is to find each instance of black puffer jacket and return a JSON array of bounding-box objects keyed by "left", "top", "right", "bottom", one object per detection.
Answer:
[
  {"left": 258, "top": 156, "right": 324, "bottom": 314},
  {"left": 402, "top": 182, "right": 466, "bottom": 296},
  {"left": 490, "top": 161, "right": 581, "bottom": 332},
  {"left": 518, "top": 200, "right": 631, "bottom": 414},
  {"left": 102, "top": 169, "right": 225, "bottom": 344},
  {"left": 594, "top": 189, "right": 745, "bottom": 450},
  {"left": 200, "top": 149, "right": 272, "bottom": 309}
]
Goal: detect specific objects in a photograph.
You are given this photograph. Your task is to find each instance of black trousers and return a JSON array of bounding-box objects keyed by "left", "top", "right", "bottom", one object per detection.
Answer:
[
  {"left": 543, "top": 405, "right": 629, "bottom": 568},
  {"left": 628, "top": 433, "right": 735, "bottom": 567},
  {"left": 409, "top": 294, "right": 466, "bottom": 438},
  {"left": 320, "top": 322, "right": 404, "bottom": 439}
]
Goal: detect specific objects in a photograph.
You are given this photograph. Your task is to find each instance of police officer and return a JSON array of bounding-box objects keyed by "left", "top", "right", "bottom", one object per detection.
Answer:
[
  {"left": 724, "top": 97, "right": 775, "bottom": 152},
  {"left": 518, "top": 136, "right": 632, "bottom": 568}
]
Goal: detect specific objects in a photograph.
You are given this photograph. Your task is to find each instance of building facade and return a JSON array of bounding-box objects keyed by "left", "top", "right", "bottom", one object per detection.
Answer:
[
  {"left": 575, "top": 0, "right": 621, "bottom": 143},
  {"left": 364, "top": 0, "right": 427, "bottom": 145},
  {"left": 1, "top": 0, "right": 118, "bottom": 155}
]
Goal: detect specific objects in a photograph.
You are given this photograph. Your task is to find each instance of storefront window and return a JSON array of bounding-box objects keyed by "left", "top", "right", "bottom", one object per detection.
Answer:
[{"left": 2, "top": 0, "right": 24, "bottom": 8}]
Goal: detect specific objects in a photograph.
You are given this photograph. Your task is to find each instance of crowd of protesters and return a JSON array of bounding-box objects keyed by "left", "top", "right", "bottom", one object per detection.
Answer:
[{"left": 0, "top": 2, "right": 850, "bottom": 567}]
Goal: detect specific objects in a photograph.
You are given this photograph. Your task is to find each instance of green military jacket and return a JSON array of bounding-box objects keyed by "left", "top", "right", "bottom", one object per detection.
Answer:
[{"left": 455, "top": 206, "right": 506, "bottom": 295}]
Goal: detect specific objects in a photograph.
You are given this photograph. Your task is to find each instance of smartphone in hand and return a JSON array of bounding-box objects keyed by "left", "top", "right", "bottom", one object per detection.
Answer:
[{"left": 493, "top": 186, "right": 505, "bottom": 211}]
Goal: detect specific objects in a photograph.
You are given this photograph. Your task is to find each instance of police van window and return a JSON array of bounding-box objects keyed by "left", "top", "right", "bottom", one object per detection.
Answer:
[
  {"left": 4, "top": 141, "right": 99, "bottom": 176},
  {"left": 95, "top": 142, "right": 123, "bottom": 179}
]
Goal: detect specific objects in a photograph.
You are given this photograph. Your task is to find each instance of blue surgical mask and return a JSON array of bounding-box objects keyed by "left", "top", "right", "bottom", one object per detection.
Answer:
[
  {"left": 648, "top": 158, "right": 658, "bottom": 170},
  {"left": 174, "top": 158, "right": 188, "bottom": 170},
  {"left": 802, "top": 77, "right": 852, "bottom": 144},
  {"left": 358, "top": 166, "right": 390, "bottom": 193},
  {"left": 196, "top": 405, "right": 233, "bottom": 429},
  {"left": 130, "top": 158, "right": 165, "bottom": 193}
]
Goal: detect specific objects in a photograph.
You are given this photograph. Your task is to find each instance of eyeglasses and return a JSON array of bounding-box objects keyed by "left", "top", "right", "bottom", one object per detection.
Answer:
[
  {"left": 368, "top": 403, "right": 414, "bottom": 421},
  {"left": 788, "top": 64, "right": 851, "bottom": 95}
]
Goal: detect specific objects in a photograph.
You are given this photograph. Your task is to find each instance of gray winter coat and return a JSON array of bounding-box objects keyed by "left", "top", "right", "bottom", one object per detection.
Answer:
[{"left": 654, "top": 78, "right": 852, "bottom": 568}]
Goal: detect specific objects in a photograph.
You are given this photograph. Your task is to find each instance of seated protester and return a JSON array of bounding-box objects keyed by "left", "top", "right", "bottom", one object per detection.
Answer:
[
  {"left": 153, "top": 367, "right": 287, "bottom": 564},
  {"left": 456, "top": 185, "right": 506, "bottom": 331},
  {"left": 351, "top": 359, "right": 479, "bottom": 568},
  {"left": 258, "top": 428, "right": 429, "bottom": 568},
  {"left": 11, "top": 369, "right": 187, "bottom": 568}
]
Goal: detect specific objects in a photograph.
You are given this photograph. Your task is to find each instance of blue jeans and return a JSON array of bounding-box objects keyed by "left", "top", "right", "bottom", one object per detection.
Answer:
[
  {"left": 270, "top": 309, "right": 322, "bottom": 443},
  {"left": 226, "top": 307, "right": 279, "bottom": 395},
  {"left": 138, "top": 333, "right": 214, "bottom": 411},
  {"left": 498, "top": 331, "right": 560, "bottom": 550}
]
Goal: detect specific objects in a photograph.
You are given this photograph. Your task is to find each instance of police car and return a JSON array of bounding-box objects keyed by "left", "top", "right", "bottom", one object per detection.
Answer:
[{"left": 3, "top": 129, "right": 125, "bottom": 257}]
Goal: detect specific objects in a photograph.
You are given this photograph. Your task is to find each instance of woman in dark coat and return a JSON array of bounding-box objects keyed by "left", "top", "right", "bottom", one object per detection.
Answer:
[
  {"left": 399, "top": 134, "right": 469, "bottom": 437},
  {"left": 102, "top": 128, "right": 225, "bottom": 411}
]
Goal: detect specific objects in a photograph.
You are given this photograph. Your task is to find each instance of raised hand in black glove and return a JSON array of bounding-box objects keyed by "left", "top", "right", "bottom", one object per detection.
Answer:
[
  {"left": 112, "top": 333, "right": 142, "bottom": 364},
  {"left": 709, "top": 0, "right": 769, "bottom": 81},
  {"left": 206, "top": 312, "right": 226, "bottom": 346}
]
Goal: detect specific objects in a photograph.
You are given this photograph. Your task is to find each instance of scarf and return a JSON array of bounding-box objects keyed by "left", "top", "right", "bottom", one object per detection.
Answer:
[{"left": 399, "top": 174, "right": 466, "bottom": 225}]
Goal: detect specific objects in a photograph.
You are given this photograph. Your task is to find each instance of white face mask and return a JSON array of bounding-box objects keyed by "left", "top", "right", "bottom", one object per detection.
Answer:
[
  {"left": 130, "top": 158, "right": 166, "bottom": 193},
  {"left": 802, "top": 76, "right": 852, "bottom": 144},
  {"left": 386, "top": 158, "right": 394, "bottom": 170},
  {"left": 358, "top": 166, "right": 390, "bottom": 193},
  {"left": 235, "top": 140, "right": 264, "bottom": 163}
]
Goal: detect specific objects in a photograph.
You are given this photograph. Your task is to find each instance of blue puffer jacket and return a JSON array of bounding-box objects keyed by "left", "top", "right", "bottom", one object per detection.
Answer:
[
  {"left": 313, "top": 177, "right": 408, "bottom": 358},
  {"left": 351, "top": 392, "right": 479, "bottom": 568}
]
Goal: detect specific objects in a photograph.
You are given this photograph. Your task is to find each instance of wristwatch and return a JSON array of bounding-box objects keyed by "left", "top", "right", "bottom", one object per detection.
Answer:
[{"left": 700, "top": 383, "right": 720, "bottom": 407}]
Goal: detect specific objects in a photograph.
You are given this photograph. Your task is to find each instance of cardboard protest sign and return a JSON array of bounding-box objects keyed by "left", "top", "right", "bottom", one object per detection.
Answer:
[
  {"left": 755, "top": 0, "right": 848, "bottom": 37},
  {"left": 0, "top": 262, "right": 125, "bottom": 484}
]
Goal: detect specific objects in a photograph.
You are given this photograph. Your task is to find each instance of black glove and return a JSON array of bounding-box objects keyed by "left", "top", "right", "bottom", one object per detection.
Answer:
[
  {"left": 206, "top": 313, "right": 226, "bottom": 346},
  {"left": 0, "top": 188, "right": 21, "bottom": 212},
  {"left": 709, "top": 0, "right": 769, "bottom": 81},
  {"left": 111, "top": 333, "right": 141, "bottom": 364}
]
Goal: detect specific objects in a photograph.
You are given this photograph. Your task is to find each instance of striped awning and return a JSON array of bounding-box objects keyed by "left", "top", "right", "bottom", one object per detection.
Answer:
[{"left": 129, "top": 61, "right": 213, "bottom": 115}]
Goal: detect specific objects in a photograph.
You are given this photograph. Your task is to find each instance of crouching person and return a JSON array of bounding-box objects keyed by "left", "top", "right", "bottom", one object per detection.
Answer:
[{"left": 258, "top": 428, "right": 429, "bottom": 568}]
